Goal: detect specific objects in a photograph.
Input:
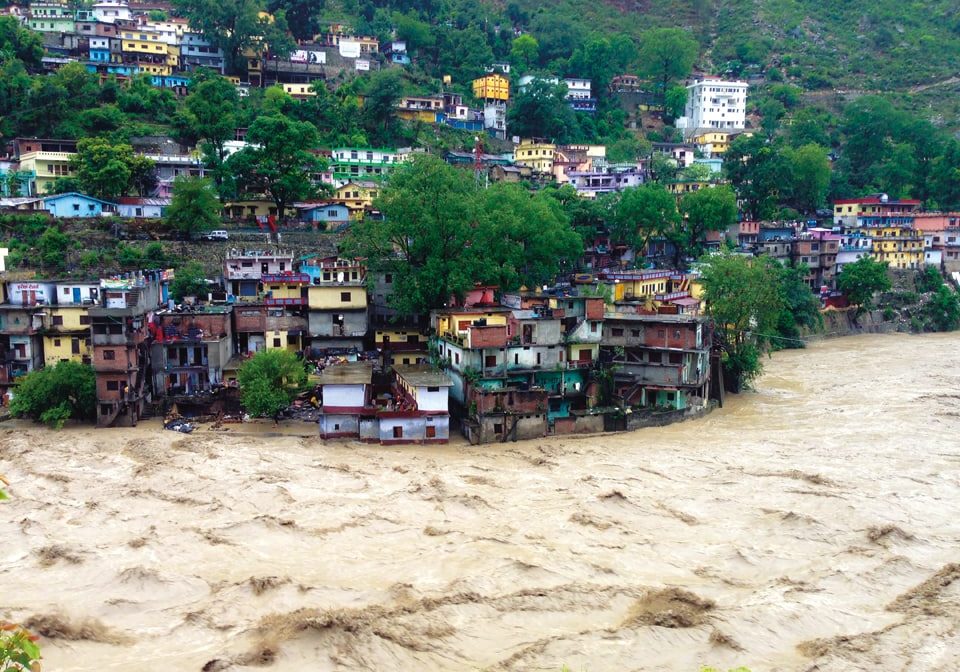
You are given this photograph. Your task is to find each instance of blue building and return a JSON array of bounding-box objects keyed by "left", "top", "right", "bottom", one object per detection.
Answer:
[
  {"left": 89, "top": 49, "right": 111, "bottom": 62},
  {"left": 296, "top": 201, "right": 351, "bottom": 228},
  {"left": 43, "top": 193, "right": 118, "bottom": 218}
]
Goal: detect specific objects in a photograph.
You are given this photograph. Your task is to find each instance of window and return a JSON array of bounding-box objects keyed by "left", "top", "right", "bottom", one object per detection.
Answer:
[
  {"left": 454, "top": 353, "right": 459, "bottom": 364},
  {"left": 103, "top": 350, "right": 116, "bottom": 360},
  {"left": 485, "top": 355, "right": 497, "bottom": 368},
  {"left": 392, "top": 426, "right": 403, "bottom": 438},
  {"left": 54, "top": 339, "right": 61, "bottom": 347},
  {"left": 631, "top": 329, "right": 640, "bottom": 337},
  {"left": 52, "top": 316, "right": 63, "bottom": 326},
  {"left": 385, "top": 273, "right": 393, "bottom": 283},
  {"left": 590, "top": 322, "right": 598, "bottom": 333},
  {"left": 340, "top": 292, "right": 351, "bottom": 302},
  {"left": 611, "top": 328, "right": 623, "bottom": 337},
  {"left": 658, "top": 329, "right": 665, "bottom": 338},
  {"left": 649, "top": 351, "right": 662, "bottom": 363},
  {"left": 73, "top": 203, "right": 80, "bottom": 211},
  {"left": 272, "top": 338, "right": 282, "bottom": 348},
  {"left": 426, "top": 425, "right": 436, "bottom": 438},
  {"left": 669, "top": 352, "right": 683, "bottom": 364},
  {"left": 494, "top": 423, "right": 503, "bottom": 434},
  {"left": 106, "top": 380, "right": 119, "bottom": 390}
]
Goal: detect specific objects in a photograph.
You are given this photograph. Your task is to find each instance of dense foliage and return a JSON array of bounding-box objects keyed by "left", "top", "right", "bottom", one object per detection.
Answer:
[
  {"left": 836, "top": 257, "right": 893, "bottom": 315},
  {"left": 10, "top": 361, "right": 97, "bottom": 428},
  {"left": 238, "top": 349, "right": 308, "bottom": 417},
  {"left": 343, "top": 154, "right": 582, "bottom": 316}
]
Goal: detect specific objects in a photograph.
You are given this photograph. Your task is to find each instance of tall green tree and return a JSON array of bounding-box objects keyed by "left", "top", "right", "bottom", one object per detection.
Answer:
[
  {"left": 344, "top": 155, "right": 582, "bottom": 316},
  {"left": 360, "top": 69, "right": 404, "bottom": 146},
  {"left": 925, "top": 285, "right": 960, "bottom": 332},
  {"left": 678, "top": 185, "right": 738, "bottom": 262},
  {"left": 227, "top": 114, "right": 321, "bottom": 223},
  {"left": 171, "top": 261, "right": 209, "bottom": 301},
  {"left": 174, "top": 0, "right": 287, "bottom": 74},
  {"left": 506, "top": 79, "right": 577, "bottom": 142},
  {"left": 509, "top": 34, "right": 539, "bottom": 72},
  {"left": 725, "top": 134, "right": 792, "bottom": 221},
  {"left": 182, "top": 75, "right": 240, "bottom": 186},
  {"left": 836, "top": 256, "right": 891, "bottom": 315},
  {"left": 783, "top": 143, "right": 831, "bottom": 215},
  {"left": 699, "top": 253, "right": 785, "bottom": 390},
  {"left": 71, "top": 138, "right": 155, "bottom": 201},
  {"left": 165, "top": 176, "right": 221, "bottom": 237},
  {"left": 610, "top": 184, "right": 680, "bottom": 253},
  {"left": 637, "top": 28, "right": 698, "bottom": 103},
  {"left": 238, "top": 349, "right": 307, "bottom": 417}
]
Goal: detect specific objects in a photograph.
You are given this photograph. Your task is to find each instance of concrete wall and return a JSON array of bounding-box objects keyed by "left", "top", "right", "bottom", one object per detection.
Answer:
[
  {"left": 307, "top": 309, "right": 368, "bottom": 337},
  {"left": 319, "top": 413, "right": 359, "bottom": 438},
  {"left": 322, "top": 383, "right": 366, "bottom": 408}
]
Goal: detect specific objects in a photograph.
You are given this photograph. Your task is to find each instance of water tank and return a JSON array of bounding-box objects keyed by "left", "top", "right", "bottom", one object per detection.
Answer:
[{"left": 880, "top": 193, "right": 889, "bottom": 203}]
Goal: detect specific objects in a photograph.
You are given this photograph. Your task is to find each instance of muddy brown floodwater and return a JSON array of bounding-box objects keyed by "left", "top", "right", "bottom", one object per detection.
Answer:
[{"left": 2, "top": 333, "right": 960, "bottom": 671}]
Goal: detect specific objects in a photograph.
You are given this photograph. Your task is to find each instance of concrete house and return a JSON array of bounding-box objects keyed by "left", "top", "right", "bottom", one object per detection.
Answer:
[
  {"left": 317, "top": 361, "right": 373, "bottom": 439},
  {"left": 43, "top": 192, "right": 117, "bottom": 218},
  {"left": 150, "top": 305, "right": 234, "bottom": 395},
  {"left": 373, "top": 365, "right": 452, "bottom": 444}
]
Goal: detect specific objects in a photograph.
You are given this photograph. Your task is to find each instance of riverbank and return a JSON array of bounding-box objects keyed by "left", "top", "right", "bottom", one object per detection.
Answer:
[{"left": 2, "top": 332, "right": 959, "bottom": 671}]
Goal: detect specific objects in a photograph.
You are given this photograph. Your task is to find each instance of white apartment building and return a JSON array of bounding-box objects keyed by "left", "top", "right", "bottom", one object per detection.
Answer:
[
  {"left": 677, "top": 77, "right": 748, "bottom": 138},
  {"left": 91, "top": 1, "right": 131, "bottom": 23}
]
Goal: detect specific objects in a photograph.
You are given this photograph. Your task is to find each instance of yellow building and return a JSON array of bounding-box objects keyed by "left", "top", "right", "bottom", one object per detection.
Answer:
[
  {"left": 691, "top": 130, "right": 749, "bottom": 156},
  {"left": 223, "top": 199, "right": 298, "bottom": 219},
  {"left": 306, "top": 285, "right": 368, "bottom": 310},
  {"left": 17, "top": 143, "right": 76, "bottom": 195},
  {"left": 335, "top": 181, "right": 380, "bottom": 211},
  {"left": 600, "top": 271, "right": 673, "bottom": 308},
  {"left": 435, "top": 310, "right": 508, "bottom": 340},
  {"left": 41, "top": 306, "right": 91, "bottom": 366},
  {"left": 262, "top": 272, "right": 309, "bottom": 304},
  {"left": 283, "top": 83, "right": 317, "bottom": 98},
  {"left": 666, "top": 180, "right": 712, "bottom": 195},
  {"left": 871, "top": 226, "right": 924, "bottom": 269},
  {"left": 472, "top": 74, "right": 510, "bottom": 101},
  {"left": 265, "top": 328, "right": 301, "bottom": 352},
  {"left": 514, "top": 140, "right": 556, "bottom": 175}
]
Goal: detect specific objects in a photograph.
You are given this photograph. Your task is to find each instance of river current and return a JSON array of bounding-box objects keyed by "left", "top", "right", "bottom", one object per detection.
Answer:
[{"left": 2, "top": 332, "right": 959, "bottom": 671}]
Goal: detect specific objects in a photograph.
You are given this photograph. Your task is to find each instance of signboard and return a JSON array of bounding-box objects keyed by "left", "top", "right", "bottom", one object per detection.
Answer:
[
  {"left": 355, "top": 59, "right": 370, "bottom": 71},
  {"left": 291, "top": 50, "right": 326, "bottom": 64}
]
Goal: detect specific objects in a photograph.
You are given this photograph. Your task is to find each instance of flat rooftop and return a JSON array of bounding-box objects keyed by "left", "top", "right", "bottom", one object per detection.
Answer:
[
  {"left": 394, "top": 364, "right": 452, "bottom": 388},
  {"left": 316, "top": 361, "right": 373, "bottom": 385}
]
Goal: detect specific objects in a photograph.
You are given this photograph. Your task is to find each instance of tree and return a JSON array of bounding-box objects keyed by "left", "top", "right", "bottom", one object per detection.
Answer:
[
  {"left": 0, "top": 15, "right": 44, "bottom": 68},
  {"left": 238, "top": 349, "right": 307, "bottom": 417},
  {"left": 836, "top": 256, "right": 891, "bottom": 314},
  {"left": 344, "top": 155, "right": 582, "bottom": 316},
  {"left": 783, "top": 143, "right": 830, "bottom": 214},
  {"left": 649, "top": 153, "right": 679, "bottom": 183},
  {"left": 359, "top": 69, "right": 403, "bottom": 145},
  {"left": 925, "top": 285, "right": 960, "bottom": 332},
  {"left": 182, "top": 75, "right": 239, "bottom": 185},
  {"left": 165, "top": 176, "right": 221, "bottom": 237},
  {"left": 71, "top": 138, "right": 155, "bottom": 201},
  {"left": 664, "top": 85, "right": 687, "bottom": 121},
  {"left": 1, "top": 622, "right": 42, "bottom": 670},
  {"left": 268, "top": 0, "right": 322, "bottom": 41},
  {"left": 229, "top": 114, "right": 321, "bottom": 223},
  {"left": 506, "top": 79, "right": 577, "bottom": 142},
  {"left": 699, "top": 253, "right": 785, "bottom": 390},
  {"left": 173, "top": 0, "right": 287, "bottom": 74},
  {"left": 637, "top": 28, "right": 698, "bottom": 103},
  {"left": 775, "top": 263, "right": 822, "bottom": 347},
  {"left": 509, "top": 34, "right": 539, "bottom": 73},
  {"left": 725, "top": 134, "right": 792, "bottom": 221},
  {"left": 678, "top": 186, "right": 737, "bottom": 261},
  {"left": 610, "top": 184, "right": 680, "bottom": 253},
  {"left": 170, "top": 261, "right": 209, "bottom": 301},
  {"left": 10, "top": 361, "right": 97, "bottom": 428}
]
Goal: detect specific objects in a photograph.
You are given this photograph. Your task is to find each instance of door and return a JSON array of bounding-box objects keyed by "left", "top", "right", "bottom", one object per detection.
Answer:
[
  {"left": 71, "top": 338, "right": 80, "bottom": 355},
  {"left": 72, "top": 288, "right": 81, "bottom": 303}
]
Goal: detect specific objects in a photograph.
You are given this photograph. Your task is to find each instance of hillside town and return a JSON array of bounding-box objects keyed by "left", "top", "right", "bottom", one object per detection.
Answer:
[{"left": 0, "top": 0, "right": 959, "bottom": 444}]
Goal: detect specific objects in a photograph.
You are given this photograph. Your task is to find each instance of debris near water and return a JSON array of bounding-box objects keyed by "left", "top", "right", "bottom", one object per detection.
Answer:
[
  {"left": 887, "top": 563, "right": 960, "bottom": 615},
  {"left": 23, "top": 613, "right": 129, "bottom": 644},
  {"left": 866, "top": 524, "right": 915, "bottom": 544},
  {"left": 35, "top": 544, "right": 82, "bottom": 567},
  {"left": 619, "top": 588, "right": 716, "bottom": 629}
]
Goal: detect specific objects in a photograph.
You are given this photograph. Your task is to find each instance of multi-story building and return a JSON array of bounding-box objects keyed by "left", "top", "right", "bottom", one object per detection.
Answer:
[
  {"left": 871, "top": 226, "right": 923, "bottom": 270},
  {"left": 303, "top": 257, "right": 368, "bottom": 353},
  {"left": 89, "top": 272, "right": 166, "bottom": 427},
  {"left": 13, "top": 138, "right": 78, "bottom": 196},
  {"left": 833, "top": 195, "right": 921, "bottom": 228},
  {"left": 317, "top": 361, "right": 373, "bottom": 439},
  {"left": 374, "top": 365, "right": 452, "bottom": 444},
  {"left": 836, "top": 232, "right": 873, "bottom": 274},
  {"left": 223, "top": 250, "right": 296, "bottom": 297},
  {"left": 472, "top": 73, "right": 509, "bottom": 102},
  {"left": 27, "top": 2, "right": 75, "bottom": 33},
  {"left": 600, "top": 313, "right": 712, "bottom": 411},
  {"left": 677, "top": 76, "right": 748, "bottom": 139},
  {"left": 39, "top": 281, "right": 99, "bottom": 366},
  {"left": 513, "top": 139, "right": 556, "bottom": 175},
  {"left": 566, "top": 169, "right": 645, "bottom": 199},
  {"left": 180, "top": 32, "right": 225, "bottom": 72},
  {"left": 0, "top": 281, "right": 51, "bottom": 393},
  {"left": 149, "top": 305, "right": 233, "bottom": 395},
  {"left": 330, "top": 148, "right": 401, "bottom": 184},
  {"left": 795, "top": 229, "right": 840, "bottom": 288},
  {"left": 91, "top": 0, "right": 131, "bottom": 24}
]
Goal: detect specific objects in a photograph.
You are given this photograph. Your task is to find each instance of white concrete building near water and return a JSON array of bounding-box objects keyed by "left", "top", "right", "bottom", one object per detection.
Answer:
[{"left": 677, "top": 77, "right": 748, "bottom": 139}]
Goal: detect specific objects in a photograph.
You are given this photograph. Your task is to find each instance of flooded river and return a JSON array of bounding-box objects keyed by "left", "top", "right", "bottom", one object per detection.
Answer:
[{"left": 2, "top": 333, "right": 959, "bottom": 671}]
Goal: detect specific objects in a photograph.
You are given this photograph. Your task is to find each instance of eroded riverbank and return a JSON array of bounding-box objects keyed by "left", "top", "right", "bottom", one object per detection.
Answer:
[{"left": 2, "top": 333, "right": 959, "bottom": 671}]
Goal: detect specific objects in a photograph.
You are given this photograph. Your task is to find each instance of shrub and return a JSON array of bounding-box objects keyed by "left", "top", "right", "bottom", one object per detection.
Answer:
[
  {"left": 238, "top": 349, "right": 307, "bottom": 418},
  {"left": 10, "top": 361, "right": 96, "bottom": 429}
]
